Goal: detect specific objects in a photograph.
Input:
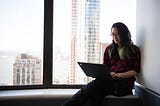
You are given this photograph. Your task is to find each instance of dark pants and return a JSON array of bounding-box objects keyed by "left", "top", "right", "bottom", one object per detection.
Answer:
[{"left": 62, "top": 78, "right": 133, "bottom": 106}]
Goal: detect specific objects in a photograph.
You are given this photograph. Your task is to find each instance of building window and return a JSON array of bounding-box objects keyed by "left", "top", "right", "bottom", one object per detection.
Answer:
[{"left": 0, "top": 0, "right": 44, "bottom": 86}]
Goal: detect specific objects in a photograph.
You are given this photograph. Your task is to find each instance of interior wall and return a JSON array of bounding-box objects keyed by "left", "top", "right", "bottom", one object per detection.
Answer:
[{"left": 136, "top": 0, "right": 160, "bottom": 95}]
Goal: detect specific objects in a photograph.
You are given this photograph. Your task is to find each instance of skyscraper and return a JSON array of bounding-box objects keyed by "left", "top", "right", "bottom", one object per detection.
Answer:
[
  {"left": 13, "top": 54, "right": 41, "bottom": 85},
  {"left": 70, "top": 0, "right": 100, "bottom": 84},
  {"left": 69, "top": 0, "right": 78, "bottom": 84}
]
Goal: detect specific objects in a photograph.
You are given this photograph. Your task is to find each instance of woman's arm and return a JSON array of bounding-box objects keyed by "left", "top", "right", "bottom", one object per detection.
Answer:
[{"left": 110, "top": 70, "right": 138, "bottom": 78}]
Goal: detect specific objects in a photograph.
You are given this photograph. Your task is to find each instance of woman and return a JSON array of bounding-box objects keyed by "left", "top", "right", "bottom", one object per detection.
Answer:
[{"left": 63, "top": 22, "right": 141, "bottom": 106}]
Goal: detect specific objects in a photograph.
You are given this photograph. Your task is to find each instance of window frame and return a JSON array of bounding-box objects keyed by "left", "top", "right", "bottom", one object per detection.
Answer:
[{"left": 0, "top": 0, "right": 83, "bottom": 90}]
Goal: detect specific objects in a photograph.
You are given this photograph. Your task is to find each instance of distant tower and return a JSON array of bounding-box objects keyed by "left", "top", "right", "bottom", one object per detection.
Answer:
[
  {"left": 84, "top": 0, "right": 100, "bottom": 63},
  {"left": 69, "top": 0, "right": 78, "bottom": 84},
  {"left": 70, "top": 0, "right": 100, "bottom": 84},
  {"left": 13, "top": 54, "right": 41, "bottom": 85}
]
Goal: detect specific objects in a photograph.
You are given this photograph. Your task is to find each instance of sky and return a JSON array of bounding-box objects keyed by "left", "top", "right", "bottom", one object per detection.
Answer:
[{"left": 0, "top": 0, "right": 44, "bottom": 52}]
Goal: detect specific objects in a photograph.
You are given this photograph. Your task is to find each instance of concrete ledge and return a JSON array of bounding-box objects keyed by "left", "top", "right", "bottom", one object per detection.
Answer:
[
  {"left": 0, "top": 89, "right": 141, "bottom": 106},
  {"left": 0, "top": 89, "right": 139, "bottom": 99},
  {"left": 0, "top": 89, "right": 78, "bottom": 100}
]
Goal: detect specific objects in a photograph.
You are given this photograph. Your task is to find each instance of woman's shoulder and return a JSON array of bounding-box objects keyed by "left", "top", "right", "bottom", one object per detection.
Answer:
[
  {"left": 133, "top": 44, "right": 140, "bottom": 50},
  {"left": 131, "top": 44, "right": 141, "bottom": 54},
  {"left": 106, "top": 43, "right": 114, "bottom": 49}
]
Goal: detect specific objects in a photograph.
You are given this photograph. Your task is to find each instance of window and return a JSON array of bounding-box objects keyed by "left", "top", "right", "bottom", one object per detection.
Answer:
[
  {"left": 0, "top": 0, "right": 136, "bottom": 89},
  {"left": 52, "top": 0, "right": 136, "bottom": 85},
  {"left": 0, "top": 0, "right": 44, "bottom": 86},
  {"left": 53, "top": 0, "right": 101, "bottom": 85}
]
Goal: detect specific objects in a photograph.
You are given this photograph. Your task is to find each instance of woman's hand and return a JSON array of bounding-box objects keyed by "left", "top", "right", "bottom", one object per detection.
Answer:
[{"left": 110, "top": 72, "right": 119, "bottom": 78}]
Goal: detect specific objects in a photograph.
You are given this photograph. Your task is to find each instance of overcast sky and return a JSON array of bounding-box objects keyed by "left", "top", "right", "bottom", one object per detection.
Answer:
[
  {"left": 0, "top": 0, "right": 44, "bottom": 52},
  {"left": 0, "top": 0, "right": 136, "bottom": 51}
]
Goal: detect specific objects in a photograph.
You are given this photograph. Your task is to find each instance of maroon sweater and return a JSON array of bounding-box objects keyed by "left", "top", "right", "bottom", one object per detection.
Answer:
[{"left": 103, "top": 44, "right": 141, "bottom": 88}]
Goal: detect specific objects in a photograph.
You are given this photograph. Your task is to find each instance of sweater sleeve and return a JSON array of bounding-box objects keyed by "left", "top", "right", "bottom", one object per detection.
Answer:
[{"left": 130, "top": 45, "right": 141, "bottom": 73}]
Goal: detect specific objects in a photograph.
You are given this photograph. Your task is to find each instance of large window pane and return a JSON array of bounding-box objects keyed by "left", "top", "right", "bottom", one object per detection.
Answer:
[
  {"left": 53, "top": 0, "right": 100, "bottom": 85},
  {"left": 53, "top": 0, "right": 136, "bottom": 85},
  {"left": 0, "top": 0, "right": 44, "bottom": 86}
]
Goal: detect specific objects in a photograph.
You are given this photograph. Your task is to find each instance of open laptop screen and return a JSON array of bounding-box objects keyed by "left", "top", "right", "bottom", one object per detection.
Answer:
[{"left": 77, "top": 62, "right": 112, "bottom": 79}]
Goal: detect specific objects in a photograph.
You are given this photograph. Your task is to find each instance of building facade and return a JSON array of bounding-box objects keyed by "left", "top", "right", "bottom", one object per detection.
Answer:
[
  {"left": 13, "top": 54, "right": 41, "bottom": 85},
  {"left": 70, "top": 0, "right": 100, "bottom": 84}
]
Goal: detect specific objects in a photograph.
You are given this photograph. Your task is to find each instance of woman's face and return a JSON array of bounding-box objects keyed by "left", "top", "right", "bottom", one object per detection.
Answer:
[{"left": 111, "top": 27, "right": 121, "bottom": 45}]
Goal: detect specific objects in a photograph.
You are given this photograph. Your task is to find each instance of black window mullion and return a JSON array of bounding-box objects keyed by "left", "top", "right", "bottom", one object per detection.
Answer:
[{"left": 43, "top": 0, "right": 53, "bottom": 88}]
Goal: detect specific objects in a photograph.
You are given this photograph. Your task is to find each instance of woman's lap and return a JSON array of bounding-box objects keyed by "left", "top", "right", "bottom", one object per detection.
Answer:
[{"left": 62, "top": 78, "right": 132, "bottom": 106}]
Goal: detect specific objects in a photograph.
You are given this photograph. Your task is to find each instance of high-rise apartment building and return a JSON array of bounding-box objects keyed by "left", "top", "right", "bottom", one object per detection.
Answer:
[
  {"left": 69, "top": 0, "right": 78, "bottom": 84},
  {"left": 13, "top": 54, "right": 41, "bottom": 85},
  {"left": 70, "top": 0, "right": 100, "bottom": 84}
]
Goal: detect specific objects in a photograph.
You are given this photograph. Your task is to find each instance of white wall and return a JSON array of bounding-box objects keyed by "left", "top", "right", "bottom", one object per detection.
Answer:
[{"left": 136, "top": 0, "right": 160, "bottom": 95}]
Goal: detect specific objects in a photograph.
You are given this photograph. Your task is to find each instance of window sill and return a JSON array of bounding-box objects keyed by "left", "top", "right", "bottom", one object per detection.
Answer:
[
  {"left": 0, "top": 89, "right": 138, "bottom": 100},
  {"left": 0, "top": 89, "right": 79, "bottom": 100}
]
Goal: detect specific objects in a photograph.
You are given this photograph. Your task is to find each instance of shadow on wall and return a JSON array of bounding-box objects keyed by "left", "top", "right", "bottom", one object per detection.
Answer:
[{"left": 136, "top": 26, "right": 146, "bottom": 85}]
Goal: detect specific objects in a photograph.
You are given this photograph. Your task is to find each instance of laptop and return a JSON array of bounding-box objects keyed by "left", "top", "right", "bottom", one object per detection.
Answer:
[{"left": 77, "top": 62, "right": 113, "bottom": 79}]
